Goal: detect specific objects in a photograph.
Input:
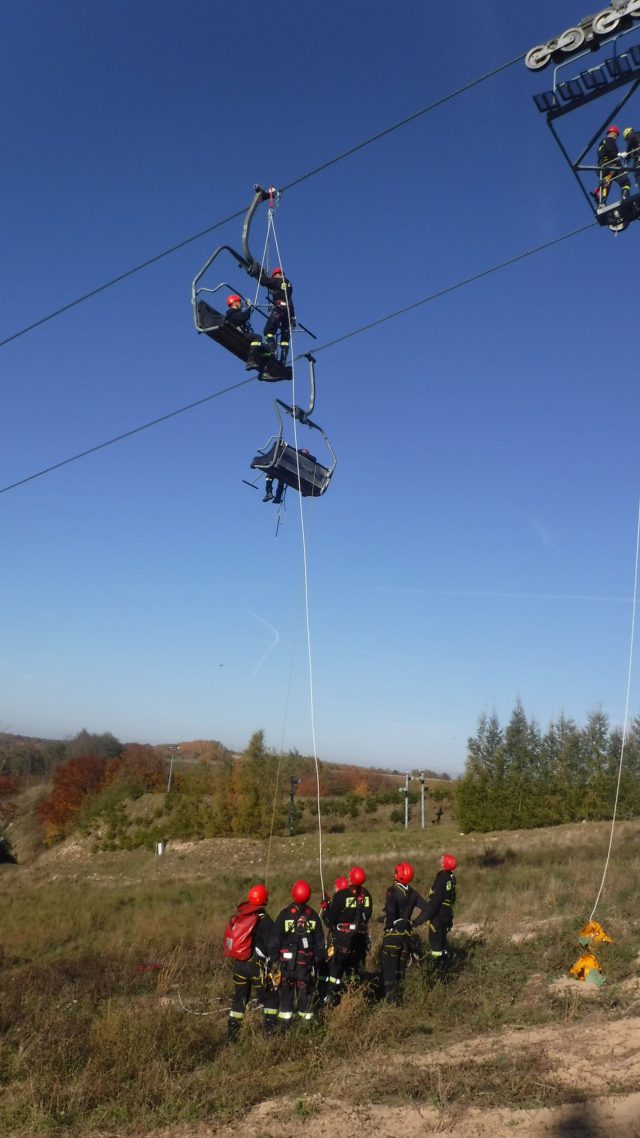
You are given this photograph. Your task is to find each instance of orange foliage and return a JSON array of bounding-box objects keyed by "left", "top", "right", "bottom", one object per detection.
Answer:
[
  {"left": 37, "top": 754, "right": 108, "bottom": 843},
  {"left": 297, "top": 765, "right": 398, "bottom": 798}
]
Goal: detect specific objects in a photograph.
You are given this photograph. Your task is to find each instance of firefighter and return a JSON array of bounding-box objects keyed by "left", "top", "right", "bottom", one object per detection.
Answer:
[
  {"left": 273, "top": 880, "right": 325, "bottom": 1028},
  {"left": 380, "top": 862, "right": 429, "bottom": 1005},
  {"left": 262, "top": 474, "right": 285, "bottom": 504},
  {"left": 226, "top": 884, "right": 279, "bottom": 1041},
  {"left": 594, "top": 125, "right": 631, "bottom": 205},
  {"left": 423, "top": 854, "right": 457, "bottom": 969},
  {"left": 325, "top": 866, "right": 373, "bottom": 1005},
  {"left": 318, "top": 876, "right": 348, "bottom": 1002},
  {"left": 248, "top": 263, "right": 294, "bottom": 365},
  {"left": 224, "top": 293, "right": 252, "bottom": 333},
  {"left": 623, "top": 127, "right": 640, "bottom": 189}
]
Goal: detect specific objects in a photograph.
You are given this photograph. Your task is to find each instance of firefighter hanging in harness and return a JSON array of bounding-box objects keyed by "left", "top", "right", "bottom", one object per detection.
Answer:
[
  {"left": 380, "top": 862, "right": 429, "bottom": 1005},
  {"left": 324, "top": 865, "right": 373, "bottom": 1005},
  {"left": 593, "top": 125, "right": 631, "bottom": 206},
  {"left": 247, "top": 262, "right": 294, "bottom": 365},
  {"left": 224, "top": 884, "right": 279, "bottom": 1040},
  {"left": 273, "top": 880, "right": 325, "bottom": 1028},
  {"left": 423, "top": 854, "right": 457, "bottom": 971}
]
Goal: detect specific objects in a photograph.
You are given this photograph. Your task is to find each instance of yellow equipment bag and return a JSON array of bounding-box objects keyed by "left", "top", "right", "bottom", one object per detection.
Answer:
[
  {"left": 570, "top": 951, "right": 606, "bottom": 985},
  {"left": 578, "top": 920, "right": 613, "bottom": 947}
]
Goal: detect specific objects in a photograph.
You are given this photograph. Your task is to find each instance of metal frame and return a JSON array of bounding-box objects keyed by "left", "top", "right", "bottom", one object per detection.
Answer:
[
  {"left": 532, "top": 30, "right": 640, "bottom": 230},
  {"left": 191, "top": 185, "right": 270, "bottom": 333}
]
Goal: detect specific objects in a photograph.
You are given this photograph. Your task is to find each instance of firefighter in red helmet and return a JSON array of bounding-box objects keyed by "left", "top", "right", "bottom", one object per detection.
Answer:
[
  {"left": 273, "top": 881, "right": 325, "bottom": 1028},
  {"left": 324, "top": 866, "right": 373, "bottom": 1005},
  {"left": 380, "top": 862, "right": 429, "bottom": 1004},
  {"left": 594, "top": 125, "right": 630, "bottom": 206},
  {"left": 423, "top": 854, "right": 457, "bottom": 969},
  {"left": 224, "top": 293, "right": 252, "bottom": 333},
  {"left": 247, "top": 262, "right": 295, "bottom": 365},
  {"left": 225, "top": 884, "right": 278, "bottom": 1041}
]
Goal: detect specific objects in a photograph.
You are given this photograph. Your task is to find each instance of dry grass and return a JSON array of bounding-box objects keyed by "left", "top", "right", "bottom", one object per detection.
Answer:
[{"left": 0, "top": 819, "right": 638, "bottom": 1135}]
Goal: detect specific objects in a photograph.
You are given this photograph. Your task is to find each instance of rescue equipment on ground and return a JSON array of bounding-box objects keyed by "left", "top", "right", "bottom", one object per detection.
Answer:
[
  {"left": 569, "top": 920, "right": 613, "bottom": 985},
  {"left": 578, "top": 919, "right": 613, "bottom": 947},
  {"left": 570, "top": 951, "right": 606, "bottom": 985}
]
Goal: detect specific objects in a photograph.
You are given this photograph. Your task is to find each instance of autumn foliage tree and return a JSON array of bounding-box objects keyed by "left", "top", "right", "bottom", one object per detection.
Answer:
[{"left": 37, "top": 755, "right": 110, "bottom": 843}]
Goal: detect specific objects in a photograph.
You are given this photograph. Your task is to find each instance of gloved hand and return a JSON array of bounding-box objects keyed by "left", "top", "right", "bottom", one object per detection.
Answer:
[{"left": 246, "top": 260, "right": 260, "bottom": 278}]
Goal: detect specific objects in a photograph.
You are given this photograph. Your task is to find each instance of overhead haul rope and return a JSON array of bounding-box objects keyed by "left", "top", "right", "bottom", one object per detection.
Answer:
[
  {"left": 589, "top": 495, "right": 640, "bottom": 922},
  {"left": 0, "top": 376, "right": 255, "bottom": 496},
  {"left": 0, "top": 224, "right": 594, "bottom": 498},
  {"left": 0, "top": 53, "right": 524, "bottom": 351}
]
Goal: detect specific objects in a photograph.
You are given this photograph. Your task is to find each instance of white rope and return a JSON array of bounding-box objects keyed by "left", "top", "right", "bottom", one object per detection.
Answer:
[
  {"left": 589, "top": 493, "right": 640, "bottom": 921},
  {"left": 269, "top": 220, "right": 326, "bottom": 899}
]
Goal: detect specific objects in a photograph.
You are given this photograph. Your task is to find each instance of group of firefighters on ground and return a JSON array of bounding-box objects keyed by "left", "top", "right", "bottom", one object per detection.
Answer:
[
  {"left": 225, "top": 855, "right": 457, "bottom": 1040},
  {"left": 594, "top": 124, "right": 640, "bottom": 206},
  {"left": 224, "top": 260, "right": 294, "bottom": 373}
]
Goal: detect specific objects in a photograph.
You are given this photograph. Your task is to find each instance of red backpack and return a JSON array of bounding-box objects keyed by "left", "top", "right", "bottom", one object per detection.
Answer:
[{"left": 223, "top": 901, "right": 260, "bottom": 961}]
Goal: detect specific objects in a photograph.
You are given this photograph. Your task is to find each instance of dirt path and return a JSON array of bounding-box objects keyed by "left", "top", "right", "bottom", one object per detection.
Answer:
[{"left": 141, "top": 1014, "right": 640, "bottom": 1138}]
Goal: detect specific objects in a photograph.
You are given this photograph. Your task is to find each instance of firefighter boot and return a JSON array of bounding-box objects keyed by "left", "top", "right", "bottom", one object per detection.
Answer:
[{"left": 227, "top": 1016, "right": 241, "bottom": 1043}]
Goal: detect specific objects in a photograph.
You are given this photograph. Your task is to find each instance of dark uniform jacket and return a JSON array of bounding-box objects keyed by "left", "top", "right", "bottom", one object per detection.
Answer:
[
  {"left": 251, "top": 267, "right": 295, "bottom": 317},
  {"left": 423, "top": 870, "right": 456, "bottom": 923},
  {"left": 225, "top": 304, "right": 252, "bottom": 332},
  {"left": 625, "top": 130, "right": 640, "bottom": 160},
  {"left": 273, "top": 902, "right": 325, "bottom": 970},
  {"left": 383, "top": 882, "right": 428, "bottom": 932},
  {"left": 252, "top": 911, "right": 278, "bottom": 960},
  {"left": 598, "top": 136, "right": 621, "bottom": 168},
  {"left": 326, "top": 885, "right": 372, "bottom": 934}
]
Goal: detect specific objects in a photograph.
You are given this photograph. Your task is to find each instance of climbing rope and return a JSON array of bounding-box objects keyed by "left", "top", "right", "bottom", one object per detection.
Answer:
[
  {"left": 589, "top": 494, "right": 640, "bottom": 921},
  {"left": 269, "top": 216, "right": 326, "bottom": 899}
]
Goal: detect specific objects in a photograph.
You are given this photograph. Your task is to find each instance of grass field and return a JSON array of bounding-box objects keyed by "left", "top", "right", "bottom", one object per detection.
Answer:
[{"left": 1, "top": 819, "right": 639, "bottom": 1135}]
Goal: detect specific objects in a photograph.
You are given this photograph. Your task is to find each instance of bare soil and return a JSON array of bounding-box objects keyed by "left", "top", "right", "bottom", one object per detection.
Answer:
[{"left": 139, "top": 1015, "right": 640, "bottom": 1138}]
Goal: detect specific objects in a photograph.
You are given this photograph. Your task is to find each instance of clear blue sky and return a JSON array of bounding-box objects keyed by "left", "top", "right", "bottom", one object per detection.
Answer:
[{"left": 2, "top": 1, "right": 639, "bottom": 774}]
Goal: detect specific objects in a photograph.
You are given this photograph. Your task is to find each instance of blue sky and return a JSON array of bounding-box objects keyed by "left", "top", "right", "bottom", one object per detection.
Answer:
[{"left": 1, "top": 1, "right": 639, "bottom": 773}]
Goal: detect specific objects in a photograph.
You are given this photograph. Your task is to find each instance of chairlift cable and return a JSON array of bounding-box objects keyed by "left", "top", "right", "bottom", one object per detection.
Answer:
[
  {"left": 0, "top": 224, "right": 594, "bottom": 497},
  {"left": 0, "top": 376, "right": 255, "bottom": 496},
  {"left": 589, "top": 494, "right": 640, "bottom": 921},
  {"left": 0, "top": 53, "right": 524, "bottom": 353},
  {"left": 304, "top": 223, "right": 596, "bottom": 358}
]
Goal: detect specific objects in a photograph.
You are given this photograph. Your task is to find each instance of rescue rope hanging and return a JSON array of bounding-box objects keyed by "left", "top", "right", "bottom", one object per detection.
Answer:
[
  {"left": 266, "top": 212, "right": 326, "bottom": 898},
  {"left": 588, "top": 494, "right": 640, "bottom": 923}
]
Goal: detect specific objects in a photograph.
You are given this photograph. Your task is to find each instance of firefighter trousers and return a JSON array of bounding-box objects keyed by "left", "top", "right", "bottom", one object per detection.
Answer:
[{"left": 228, "top": 957, "right": 278, "bottom": 1034}]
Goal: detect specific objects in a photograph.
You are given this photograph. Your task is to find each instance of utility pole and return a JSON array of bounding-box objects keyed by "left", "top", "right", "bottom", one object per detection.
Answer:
[
  {"left": 289, "top": 776, "right": 300, "bottom": 836},
  {"left": 398, "top": 773, "right": 412, "bottom": 829},
  {"left": 167, "top": 745, "right": 179, "bottom": 793},
  {"left": 418, "top": 771, "right": 426, "bottom": 829}
]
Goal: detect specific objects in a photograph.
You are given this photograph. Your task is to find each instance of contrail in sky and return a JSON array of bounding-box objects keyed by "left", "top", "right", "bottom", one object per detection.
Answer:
[{"left": 247, "top": 610, "right": 281, "bottom": 682}]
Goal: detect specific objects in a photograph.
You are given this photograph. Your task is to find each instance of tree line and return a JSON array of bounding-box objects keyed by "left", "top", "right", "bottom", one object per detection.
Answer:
[{"left": 457, "top": 702, "right": 640, "bottom": 832}]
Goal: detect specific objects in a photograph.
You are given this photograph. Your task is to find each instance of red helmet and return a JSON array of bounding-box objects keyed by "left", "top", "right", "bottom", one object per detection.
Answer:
[
  {"left": 394, "top": 862, "right": 414, "bottom": 884},
  {"left": 226, "top": 294, "right": 242, "bottom": 306},
  {"left": 291, "top": 880, "right": 311, "bottom": 904},
  {"left": 271, "top": 267, "right": 283, "bottom": 277},
  {"left": 334, "top": 876, "right": 349, "bottom": 891},
  {"left": 349, "top": 866, "right": 366, "bottom": 886},
  {"left": 248, "top": 884, "right": 268, "bottom": 906},
  {"left": 607, "top": 125, "right": 620, "bottom": 136},
  {"left": 441, "top": 854, "right": 457, "bottom": 872}
]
